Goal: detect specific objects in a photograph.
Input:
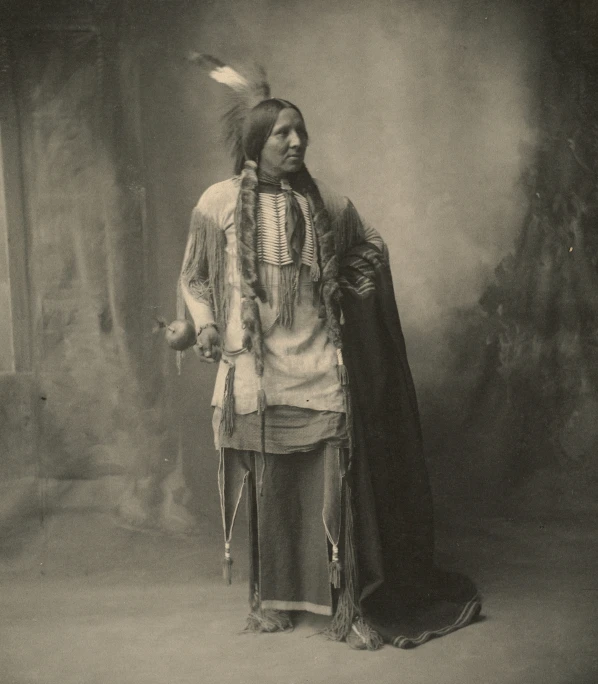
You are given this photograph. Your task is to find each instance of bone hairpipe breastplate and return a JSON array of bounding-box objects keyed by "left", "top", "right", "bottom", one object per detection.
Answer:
[{"left": 257, "top": 191, "right": 315, "bottom": 267}]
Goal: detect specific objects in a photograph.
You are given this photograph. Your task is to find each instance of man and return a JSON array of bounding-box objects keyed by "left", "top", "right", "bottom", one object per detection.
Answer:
[{"left": 179, "top": 56, "right": 481, "bottom": 649}]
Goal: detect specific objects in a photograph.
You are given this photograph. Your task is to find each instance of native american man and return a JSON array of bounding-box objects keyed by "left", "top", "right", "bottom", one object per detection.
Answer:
[{"left": 179, "top": 56, "right": 481, "bottom": 649}]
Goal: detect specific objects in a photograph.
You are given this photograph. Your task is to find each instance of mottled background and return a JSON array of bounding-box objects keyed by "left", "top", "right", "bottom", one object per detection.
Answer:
[
  {"left": 2, "top": 2, "right": 598, "bottom": 683},
  {"left": 147, "top": 0, "right": 539, "bottom": 516},
  {"left": 0, "top": 0, "right": 565, "bottom": 528}
]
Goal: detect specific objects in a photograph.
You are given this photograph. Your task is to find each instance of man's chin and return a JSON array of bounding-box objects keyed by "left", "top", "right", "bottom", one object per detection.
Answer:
[{"left": 285, "top": 159, "right": 304, "bottom": 172}]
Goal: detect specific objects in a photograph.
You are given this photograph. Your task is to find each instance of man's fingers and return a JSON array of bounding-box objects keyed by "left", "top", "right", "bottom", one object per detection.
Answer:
[{"left": 195, "top": 330, "right": 221, "bottom": 363}]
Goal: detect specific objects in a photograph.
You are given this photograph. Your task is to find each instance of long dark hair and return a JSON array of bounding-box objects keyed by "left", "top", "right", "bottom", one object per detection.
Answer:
[{"left": 237, "top": 98, "right": 306, "bottom": 175}]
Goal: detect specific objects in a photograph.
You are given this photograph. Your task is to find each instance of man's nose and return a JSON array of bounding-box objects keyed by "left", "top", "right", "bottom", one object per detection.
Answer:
[{"left": 288, "top": 130, "right": 302, "bottom": 148}]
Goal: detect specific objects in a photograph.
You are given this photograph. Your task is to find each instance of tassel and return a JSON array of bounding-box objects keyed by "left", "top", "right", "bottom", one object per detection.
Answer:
[
  {"left": 222, "top": 542, "right": 233, "bottom": 585},
  {"left": 323, "top": 482, "right": 359, "bottom": 643},
  {"left": 329, "top": 544, "right": 342, "bottom": 589},
  {"left": 257, "top": 376, "right": 267, "bottom": 415},
  {"left": 336, "top": 348, "right": 349, "bottom": 386},
  {"left": 324, "top": 584, "right": 355, "bottom": 642},
  {"left": 346, "top": 618, "right": 384, "bottom": 651},
  {"left": 337, "top": 364, "right": 349, "bottom": 386},
  {"left": 221, "top": 362, "right": 236, "bottom": 437},
  {"left": 257, "top": 389, "right": 267, "bottom": 414}
]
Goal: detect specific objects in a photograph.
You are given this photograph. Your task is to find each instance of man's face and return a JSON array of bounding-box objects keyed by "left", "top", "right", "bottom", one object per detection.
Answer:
[{"left": 259, "top": 108, "right": 308, "bottom": 179}]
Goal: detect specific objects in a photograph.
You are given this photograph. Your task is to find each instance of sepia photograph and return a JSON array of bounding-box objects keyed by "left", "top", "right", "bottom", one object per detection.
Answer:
[{"left": 0, "top": 1, "right": 597, "bottom": 682}]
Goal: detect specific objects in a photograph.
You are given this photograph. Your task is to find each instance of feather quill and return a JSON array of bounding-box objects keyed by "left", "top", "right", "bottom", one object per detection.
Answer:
[{"left": 187, "top": 52, "right": 271, "bottom": 171}]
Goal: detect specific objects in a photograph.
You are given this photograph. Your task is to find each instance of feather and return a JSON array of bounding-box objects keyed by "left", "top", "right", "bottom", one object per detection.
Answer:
[
  {"left": 210, "top": 66, "right": 250, "bottom": 90},
  {"left": 187, "top": 52, "right": 250, "bottom": 91},
  {"left": 187, "top": 52, "right": 270, "bottom": 170}
]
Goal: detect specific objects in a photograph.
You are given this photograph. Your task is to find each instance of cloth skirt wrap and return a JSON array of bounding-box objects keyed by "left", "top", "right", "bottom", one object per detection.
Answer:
[
  {"left": 213, "top": 405, "right": 347, "bottom": 452},
  {"left": 219, "top": 444, "right": 346, "bottom": 615},
  {"left": 217, "top": 406, "right": 348, "bottom": 615}
]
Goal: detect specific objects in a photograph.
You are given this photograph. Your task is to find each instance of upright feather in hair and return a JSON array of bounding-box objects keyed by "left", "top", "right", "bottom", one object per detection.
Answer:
[
  {"left": 187, "top": 53, "right": 250, "bottom": 91},
  {"left": 187, "top": 52, "right": 270, "bottom": 171}
]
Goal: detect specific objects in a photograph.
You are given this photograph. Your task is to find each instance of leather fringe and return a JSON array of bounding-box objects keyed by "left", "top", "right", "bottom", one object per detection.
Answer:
[
  {"left": 179, "top": 207, "right": 229, "bottom": 375},
  {"left": 310, "top": 217, "right": 321, "bottom": 282},
  {"left": 278, "top": 263, "right": 298, "bottom": 329},
  {"left": 337, "top": 356, "right": 349, "bottom": 387},
  {"left": 301, "top": 170, "right": 342, "bottom": 349},
  {"left": 336, "top": 349, "right": 354, "bottom": 470},
  {"left": 221, "top": 362, "right": 236, "bottom": 437},
  {"left": 280, "top": 177, "right": 306, "bottom": 270},
  {"left": 323, "top": 480, "right": 384, "bottom": 649},
  {"left": 310, "top": 260, "right": 321, "bottom": 282},
  {"left": 180, "top": 209, "right": 229, "bottom": 331}
]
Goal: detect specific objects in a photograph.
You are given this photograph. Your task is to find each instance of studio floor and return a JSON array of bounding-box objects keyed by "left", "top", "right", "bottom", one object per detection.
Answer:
[{"left": 1, "top": 496, "right": 597, "bottom": 684}]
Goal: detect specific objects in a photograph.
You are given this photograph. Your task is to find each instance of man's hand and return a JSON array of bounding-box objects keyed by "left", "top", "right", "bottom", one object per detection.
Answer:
[{"left": 195, "top": 326, "right": 222, "bottom": 363}]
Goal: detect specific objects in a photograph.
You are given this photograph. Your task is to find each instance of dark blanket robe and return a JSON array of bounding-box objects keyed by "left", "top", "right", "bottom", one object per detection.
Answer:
[{"left": 340, "top": 244, "right": 482, "bottom": 648}]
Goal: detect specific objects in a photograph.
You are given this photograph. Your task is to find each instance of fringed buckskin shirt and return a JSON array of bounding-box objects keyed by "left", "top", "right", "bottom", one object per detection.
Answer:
[{"left": 181, "top": 176, "right": 385, "bottom": 420}]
